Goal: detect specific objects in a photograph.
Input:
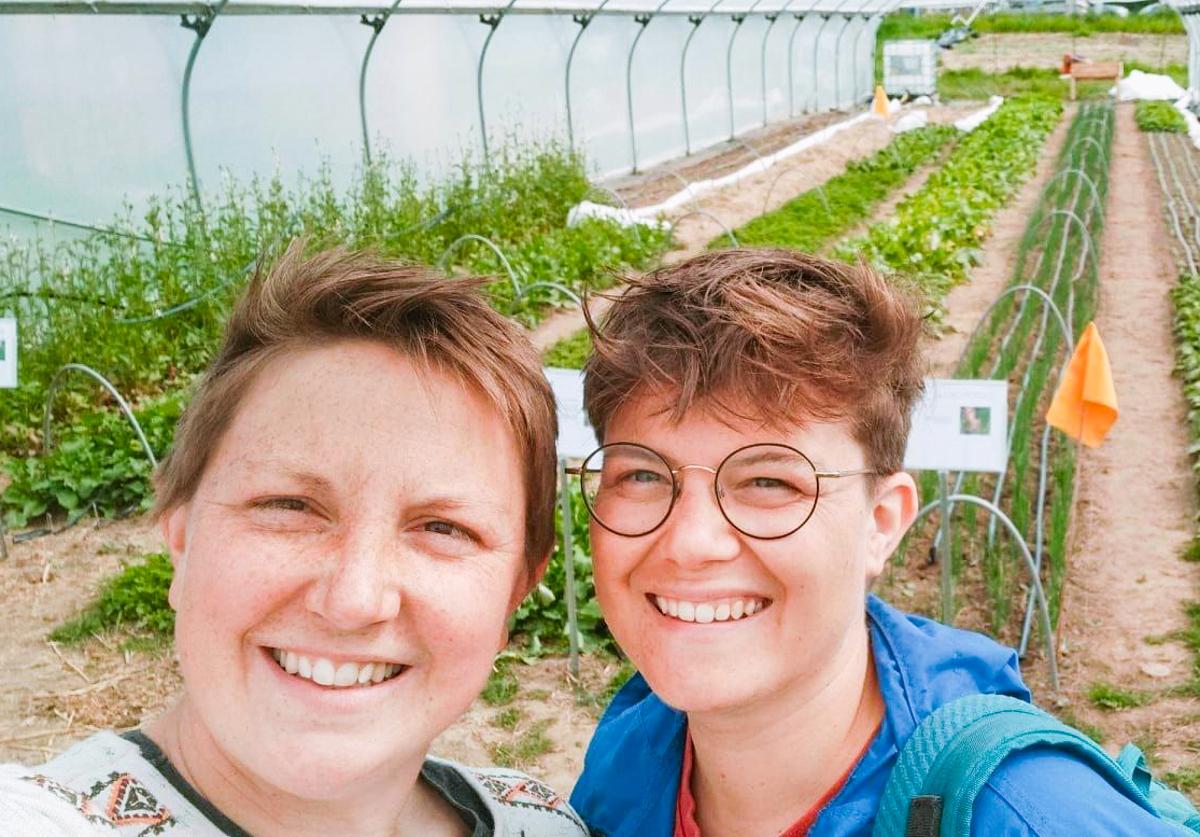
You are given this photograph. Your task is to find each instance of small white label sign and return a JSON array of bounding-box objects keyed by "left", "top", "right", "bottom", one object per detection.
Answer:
[
  {"left": 0, "top": 318, "right": 15, "bottom": 389},
  {"left": 544, "top": 367, "right": 599, "bottom": 461},
  {"left": 903, "top": 378, "right": 1008, "bottom": 474}
]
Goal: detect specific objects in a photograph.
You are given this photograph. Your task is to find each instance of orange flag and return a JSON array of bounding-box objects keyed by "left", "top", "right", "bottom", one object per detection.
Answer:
[{"left": 1045, "top": 321, "right": 1119, "bottom": 447}]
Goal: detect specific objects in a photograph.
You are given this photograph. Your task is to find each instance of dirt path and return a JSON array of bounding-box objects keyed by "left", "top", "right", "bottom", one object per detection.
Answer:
[
  {"left": 940, "top": 32, "right": 1187, "bottom": 74},
  {"left": 924, "top": 106, "right": 1075, "bottom": 375},
  {"left": 1056, "top": 104, "right": 1200, "bottom": 771}
]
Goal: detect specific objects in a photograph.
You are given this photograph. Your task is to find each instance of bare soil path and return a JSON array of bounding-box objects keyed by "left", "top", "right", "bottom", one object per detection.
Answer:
[
  {"left": 940, "top": 32, "right": 1186, "bottom": 74},
  {"left": 1055, "top": 104, "right": 1200, "bottom": 772}
]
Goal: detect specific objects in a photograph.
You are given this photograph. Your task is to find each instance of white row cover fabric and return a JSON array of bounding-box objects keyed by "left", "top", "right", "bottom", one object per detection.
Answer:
[{"left": 1114, "top": 69, "right": 1188, "bottom": 101}]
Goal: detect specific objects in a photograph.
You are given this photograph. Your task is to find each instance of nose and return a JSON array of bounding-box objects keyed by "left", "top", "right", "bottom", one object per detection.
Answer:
[
  {"left": 305, "top": 528, "right": 402, "bottom": 630},
  {"left": 657, "top": 467, "right": 741, "bottom": 568}
]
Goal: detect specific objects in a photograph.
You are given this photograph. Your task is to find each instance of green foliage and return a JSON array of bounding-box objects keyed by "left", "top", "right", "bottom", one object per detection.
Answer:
[
  {"left": 491, "top": 707, "right": 524, "bottom": 730},
  {"left": 2, "top": 389, "right": 185, "bottom": 527},
  {"left": 723, "top": 125, "right": 958, "bottom": 251},
  {"left": 489, "top": 718, "right": 554, "bottom": 768},
  {"left": 878, "top": 10, "right": 1184, "bottom": 41},
  {"left": 841, "top": 96, "right": 1062, "bottom": 318},
  {"left": 510, "top": 480, "right": 608, "bottom": 654},
  {"left": 1136, "top": 101, "right": 1188, "bottom": 133},
  {"left": 541, "top": 329, "right": 593, "bottom": 370},
  {"left": 50, "top": 552, "right": 174, "bottom": 645},
  {"left": 1086, "top": 682, "right": 1151, "bottom": 711},
  {"left": 938, "top": 64, "right": 1188, "bottom": 102},
  {"left": 0, "top": 141, "right": 669, "bottom": 457},
  {"left": 1165, "top": 765, "right": 1200, "bottom": 793},
  {"left": 482, "top": 664, "right": 521, "bottom": 706},
  {"left": 1173, "top": 271, "right": 1200, "bottom": 485}
]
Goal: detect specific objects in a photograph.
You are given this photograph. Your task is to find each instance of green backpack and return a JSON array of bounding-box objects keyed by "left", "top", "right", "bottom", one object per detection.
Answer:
[{"left": 872, "top": 693, "right": 1200, "bottom": 836}]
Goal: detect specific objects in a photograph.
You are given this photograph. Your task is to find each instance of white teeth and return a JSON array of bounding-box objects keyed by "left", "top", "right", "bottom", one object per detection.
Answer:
[
  {"left": 270, "top": 649, "right": 401, "bottom": 688},
  {"left": 312, "top": 659, "right": 335, "bottom": 686},
  {"left": 653, "top": 596, "right": 768, "bottom": 624},
  {"left": 333, "top": 662, "right": 359, "bottom": 687}
]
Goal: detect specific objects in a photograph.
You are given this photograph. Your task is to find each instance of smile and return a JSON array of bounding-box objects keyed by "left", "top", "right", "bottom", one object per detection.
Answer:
[
  {"left": 268, "top": 648, "right": 408, "bottom": 688},
  {"left": 649, "top": 595, "right": 772, "bottom": 624}
]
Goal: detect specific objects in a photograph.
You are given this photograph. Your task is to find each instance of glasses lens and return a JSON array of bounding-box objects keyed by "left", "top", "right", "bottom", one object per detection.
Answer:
[
  {"left": 580, "top": 443, "right": 675, "bottom": 536},
  {"left": 717, "top": 444, "right": 818, "bottom": 538}
]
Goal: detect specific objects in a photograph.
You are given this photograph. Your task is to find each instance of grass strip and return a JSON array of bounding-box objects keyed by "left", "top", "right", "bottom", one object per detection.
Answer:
[
  {"left": 714, "top": 124, "right": 958, "bottom": 252},
  {"left": 878, "top": 10, "right": 1185, "bottom": 41},
  {"left": 939, "top": 64, "right": 1188, "bottom": 102}
]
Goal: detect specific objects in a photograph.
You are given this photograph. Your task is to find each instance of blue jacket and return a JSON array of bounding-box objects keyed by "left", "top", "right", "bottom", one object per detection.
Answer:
[{"left": 571, "top": 595, "right": 1176, "bottom": 836}]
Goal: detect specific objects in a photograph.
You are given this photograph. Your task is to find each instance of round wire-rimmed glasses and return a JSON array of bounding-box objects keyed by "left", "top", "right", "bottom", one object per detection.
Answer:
[{"left": 573, "top": 442, "right": 879, "bottom": 540}]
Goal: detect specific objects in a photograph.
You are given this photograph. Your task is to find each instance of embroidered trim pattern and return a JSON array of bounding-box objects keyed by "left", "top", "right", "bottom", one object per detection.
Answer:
[{"left": 24, "top": 771, "right": 176, "bottom": 836}]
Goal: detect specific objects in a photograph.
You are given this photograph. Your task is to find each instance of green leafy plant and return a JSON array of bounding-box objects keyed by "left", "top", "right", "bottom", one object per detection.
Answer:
[
  {"left": 720, "top": 125, "right": 958, "bottom": 252},
  {"left": 2, "top": 389, "right": 186, "bottom": 527},
  {"left": 50, "top": 552, "right": 175, "bottom": 645},
  {"left": 541, "top": 329, "right": 592, "bottom": 370},
  {"left": 1136, "top": 101, "right": 1187, "bottom": 134},
  {"left": 841, "top": 96, "right": 1062, "bottom": 321},
  {"left": 0, "top": 141, "right": 669, "bottom": 457}
]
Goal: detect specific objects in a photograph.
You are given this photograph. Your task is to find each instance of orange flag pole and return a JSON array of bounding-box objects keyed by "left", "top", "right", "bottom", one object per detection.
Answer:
[{"left": 1045, "top": 321, "right": 1119, "bottom": 447}]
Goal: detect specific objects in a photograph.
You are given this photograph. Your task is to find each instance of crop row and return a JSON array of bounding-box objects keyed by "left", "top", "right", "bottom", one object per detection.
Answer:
[
  {"left": 843, "top": 95, "right": 1063, "bottom": 322},
  {"left": 1136, "top": 101, "right": 1188, "bottom": 134},
  {"left": 0, "top": 142, "right": 668, "bottom": 457},
  {"left": 931, "top": 103, "right": 1113, "bottom": 638},
  {"left": 719, "top": 124, "right": 959, "bottom": 253}
]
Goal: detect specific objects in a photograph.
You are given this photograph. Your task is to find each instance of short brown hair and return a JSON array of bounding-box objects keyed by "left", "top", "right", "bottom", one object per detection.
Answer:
[
  {"left": 155, "top": 243, "right": 558, "bottom": 571},
  {"left": 583, "top": 248, "right": 925, "bottom": 473}
]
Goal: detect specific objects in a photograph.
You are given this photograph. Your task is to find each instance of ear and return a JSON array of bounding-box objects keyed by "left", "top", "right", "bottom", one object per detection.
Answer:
[
  {"left": 864, "top": 472, "right": 918, "bottom": 584},
  {"left": 161, "top": 503, "right": 190, "bottom": 611}
]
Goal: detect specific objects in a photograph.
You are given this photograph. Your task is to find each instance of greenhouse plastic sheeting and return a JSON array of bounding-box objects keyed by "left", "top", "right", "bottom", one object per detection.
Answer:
[{"left": 1, "top": 0, "right": 897, "bottom": 232}]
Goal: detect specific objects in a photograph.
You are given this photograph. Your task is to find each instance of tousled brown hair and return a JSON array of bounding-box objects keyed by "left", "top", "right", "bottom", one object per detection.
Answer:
[
  {"left": 154, "top": 243, "right": 558, "bottom": 571},
  {"left": 583, "top": 248, "right": 925, "bottom": 473}
]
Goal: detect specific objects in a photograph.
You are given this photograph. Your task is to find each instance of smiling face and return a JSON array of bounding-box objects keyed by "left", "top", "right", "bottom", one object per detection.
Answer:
[
  {"left": 162, "top": 339, "right": 532, "bottom": 799},
  {"left": 590, "top": 393, "right": 916, "bottom": 716}
]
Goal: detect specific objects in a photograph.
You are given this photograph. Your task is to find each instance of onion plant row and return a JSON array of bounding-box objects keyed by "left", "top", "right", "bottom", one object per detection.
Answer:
[
  {"left": 915, "top": 103, "right": 1114, "bottom": 641},
  {"left": 842, "top": 96, "right": 1063, "bottom": 324}
]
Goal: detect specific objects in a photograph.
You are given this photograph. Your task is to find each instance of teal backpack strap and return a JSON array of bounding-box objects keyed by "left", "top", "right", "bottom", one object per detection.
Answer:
[
  {"left": 1116, "top": 745, "right": 1200, "bottom": 832},
  {"left": 873, "top": 694, "right": 1158, "bottom": 837}
]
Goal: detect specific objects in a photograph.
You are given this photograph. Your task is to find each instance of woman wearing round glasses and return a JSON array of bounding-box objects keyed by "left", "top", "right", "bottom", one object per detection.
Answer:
[{"left": 568, "top": 249, "right": 1175, "bottom": 836}]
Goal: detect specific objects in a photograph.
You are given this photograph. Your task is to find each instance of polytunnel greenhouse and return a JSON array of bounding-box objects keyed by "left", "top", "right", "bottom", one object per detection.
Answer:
[
  {"left": 1, "top": 0, "right": 908, "bottom": 226},
  {"left": 6, "top": 0, "right": 1200, "bottom": 827}
]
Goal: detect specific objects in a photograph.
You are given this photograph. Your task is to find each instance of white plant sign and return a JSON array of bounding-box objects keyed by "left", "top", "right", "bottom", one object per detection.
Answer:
[
  {"left": 544, "top": 367, "right": 598, "bottom": 461},
  {"left": 904, "top": 378, "right": 1009, "bottom": 474},
  {"left": 0, "top": 318, "right": 15, "bottom": 389}
]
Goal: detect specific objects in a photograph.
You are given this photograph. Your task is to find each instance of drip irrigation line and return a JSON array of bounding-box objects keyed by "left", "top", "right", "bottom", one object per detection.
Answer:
[{"left": 669, "top": 210, "right": 739, "bottom": 247}]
